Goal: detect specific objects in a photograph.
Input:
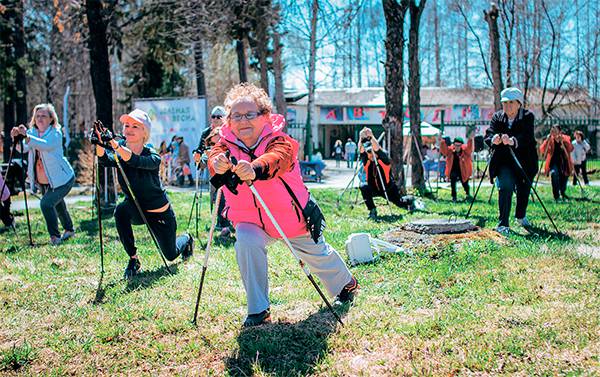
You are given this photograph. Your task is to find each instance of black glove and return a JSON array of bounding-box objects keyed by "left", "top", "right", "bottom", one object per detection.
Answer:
[
  {"left": 90, "top": 120, "right": 115, "bottom": 150},
  {"left": 13, "top": 133, "right": 25, "bottom": 143}
]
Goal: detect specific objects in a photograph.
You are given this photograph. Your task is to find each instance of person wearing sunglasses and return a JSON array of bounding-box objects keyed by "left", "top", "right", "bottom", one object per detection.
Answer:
[
  {"left": 194, "top": 106, "right": 226, "bottom": 162},
  {"left": 193, "top": 105, "right": 232, "bottom": 238},
  {"left": 208, "top": 83, "right": 358, "bottom": 327}
]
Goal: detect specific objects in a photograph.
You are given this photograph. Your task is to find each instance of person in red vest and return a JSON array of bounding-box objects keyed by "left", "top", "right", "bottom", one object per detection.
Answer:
[
  {"left": 358, "top": 127, "right": 415, "bottom": 219},
  {"left": 439, "top": 132, "right": 474, "bottom": 202},
  {"left": 540, "top": 125, "right": 574, "bottom": 202}
]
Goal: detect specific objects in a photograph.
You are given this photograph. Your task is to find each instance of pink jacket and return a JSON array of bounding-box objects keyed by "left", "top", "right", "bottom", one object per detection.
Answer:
[{"left": 209, "top": 114, "right": 310, "bottom": 239}]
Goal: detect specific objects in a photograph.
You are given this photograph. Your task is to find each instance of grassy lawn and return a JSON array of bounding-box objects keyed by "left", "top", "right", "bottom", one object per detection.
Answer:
[{"left": 1, "top": 184, "right": 599, "bottom": 375}]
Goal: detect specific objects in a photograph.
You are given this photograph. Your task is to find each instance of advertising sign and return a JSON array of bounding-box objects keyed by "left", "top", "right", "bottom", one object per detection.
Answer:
[{"left": 133, "top": 97, "right": 207, "bottom": 152}]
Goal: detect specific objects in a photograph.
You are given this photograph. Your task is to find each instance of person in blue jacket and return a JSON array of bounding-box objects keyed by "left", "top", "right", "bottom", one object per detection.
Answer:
[{"left": 11, "top": 103, "right": 75, "bottom": 245}]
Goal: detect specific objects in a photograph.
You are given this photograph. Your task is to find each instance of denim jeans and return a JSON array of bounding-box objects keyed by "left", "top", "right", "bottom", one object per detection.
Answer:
[
  {"left": 495, "top": 166, "right": 531, "bottom": 227},
  {"left": 549, "top": 164, "right": 568, "bottom": 199},
  {"left": 39, "top": 177, "right": 74, "bottom": 238}
]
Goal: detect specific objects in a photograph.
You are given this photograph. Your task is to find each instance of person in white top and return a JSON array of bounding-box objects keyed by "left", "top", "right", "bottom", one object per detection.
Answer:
[{"left": 571, "top": 130, "right": 590, "bottom": 185}]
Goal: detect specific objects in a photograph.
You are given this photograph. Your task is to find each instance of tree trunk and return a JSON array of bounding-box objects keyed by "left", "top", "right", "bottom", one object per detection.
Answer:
[
  {"left": 272, "top": 30, "right": 287, "bottom": 121},
  {"left": 13, "top": 0, "right": 27, "bottom": 125},
  {"left": 433, "top": 0, "right": 441, "bottom": 86},
  {"left": 305, "top": 0, "right": 319, "bottom": 157},
  {"left": 255, "top": 17, "right": 269, "bottom": 90},
  {"left": 382, "top": 0, "right": 408, "bottom": 193},
  {"left": 2, "top": 95, "right": 15, "bottom": 162},
  {"left": 464, "top": 19, "right": 469, "bottom": 88},
  {"left": 85, "top": 0, "right": 116, "bottom": 207},
  {"left": 236, "top": 39, "right": 248, "bottom": 83},
  {"left": 484, "top": 4, "right": 503, "bottom": 111},
  {"left": 356, "top": 4, "right": 362, "bottom": 87},
  {"left": 408, "top": 0, "right": 426, "bottom": 193},
  {"left": 193, "top": 41, "right": 206, "bottom": 97}
]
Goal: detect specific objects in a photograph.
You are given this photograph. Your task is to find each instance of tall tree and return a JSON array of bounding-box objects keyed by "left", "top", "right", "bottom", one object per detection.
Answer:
[
  {"left": 433, "top": 0, "right": 441, "bottom": 86},
  {"left": 305, "top": 0, "right": 318, "bottom": 157},
  {"left": 382, "top": 0, "right": 408, "bottom": 193},
  {"left": 85, "top": 0, "right": 115, "bottom": 206},
  {"left": 408, "top": 0, "right": 426, "bottom": 193},
  {"left": 85, "top": 0, "right": 113, "bottom": 131},
  {"left": 12, "top": 0, "right": 26, "bottom": 125},
  {"left": 484, "top": 3, "right": 503, "bottom": 111},
  {"left": 272, "top": 27, "right": 287, "bottom": 118},
  {"left": 1, "top": 2, "right": 15, "bottom": 161}
]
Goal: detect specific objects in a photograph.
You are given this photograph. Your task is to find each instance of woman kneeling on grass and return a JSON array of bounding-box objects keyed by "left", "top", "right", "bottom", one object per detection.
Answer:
[
  {"left": 95, "top": 109, "right": 194, "bottom": 279},
  {"left": 11, "top": 104, "right": 76, "bottom": 245},
  {"left": 208, "top": 83, "right": 359, "bottom": 327}
]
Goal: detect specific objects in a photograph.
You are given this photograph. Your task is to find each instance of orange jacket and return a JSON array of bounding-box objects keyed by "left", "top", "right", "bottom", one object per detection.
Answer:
[
  {"left": 540, "top": 134, "right": 574, "bottom": 176},
  {"left": 440, "top": 137, "right": 474, "bottom": 183}
]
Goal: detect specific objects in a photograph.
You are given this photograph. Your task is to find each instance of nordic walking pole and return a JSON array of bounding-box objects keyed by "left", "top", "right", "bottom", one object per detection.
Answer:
[
  {"left": 1, "top": 141, "right": 18, "bottom": 235},
  {"left": 244, "top": 180, "right": 344, "bottom": 326},
  {"left": 186, "top": 166, "right": 199, "bottom": 234},
  {"left": 192, "top": 187, "right": 222, "bottom": 325},
  {"left": 465, "top": 149, "right": 494, "bottom": 219},
  {"left": 19, "top": 139, "right": 34, "bottom": 246},
  {"left": 113, "top": 156, "right": 172, "bottom": 274},
  {"left": 94, "top": 156, "right": 105, "bottom": 274},
  {"left": 487, "top": 183, "right": 495, "bottom": 204},
  {"left": 336, "top": 154, "right": 362, "bottom": 208},
  {"left": 508, "top": 148, "right": 561, "bottom": 235}
]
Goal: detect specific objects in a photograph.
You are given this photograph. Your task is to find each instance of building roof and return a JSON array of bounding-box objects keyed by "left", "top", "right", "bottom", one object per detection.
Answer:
[{"left": 286, "top": 87, "right": 593, "bottom": 108}]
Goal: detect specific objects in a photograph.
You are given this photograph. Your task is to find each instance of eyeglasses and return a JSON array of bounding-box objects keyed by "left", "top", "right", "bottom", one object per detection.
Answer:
[
  {"left": 230, "top": 111, "right": 262, "bottom": 122},
  {"left": 211, "top": 115, "right": 223, "bottom": 120}
]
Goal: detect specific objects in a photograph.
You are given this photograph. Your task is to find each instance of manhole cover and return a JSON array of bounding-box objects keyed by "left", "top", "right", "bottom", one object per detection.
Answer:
[{"left": 403, "top": 218, "right": 476, "bottom": 234}]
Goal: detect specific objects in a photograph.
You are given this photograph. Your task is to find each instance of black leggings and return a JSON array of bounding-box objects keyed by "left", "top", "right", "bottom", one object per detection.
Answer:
[
  {"left": 114, "top": 200, "right": 189, "bottom": 261},
  {"left": 573, "top": 160, "right": 589, "bottom": 185},
  {"left": 450, "top": 172, "right": 470, "bottom": 200},
  {"left": 360, "top": 183, "right": 411, "bottom": 210},
  {"left": 1, "top": 197, "right": 13, "bottom": 227}
]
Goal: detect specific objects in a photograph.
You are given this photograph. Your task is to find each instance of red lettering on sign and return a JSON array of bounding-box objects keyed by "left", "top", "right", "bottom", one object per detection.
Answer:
[
  {"left": 353, "top": 107, "right": 364, "bottom": 118},
  {"left": 379, "top": 110, "right": 386, "bottom": 119},
  {"left": 326, "top": 109, "right": 337, "bottom": 120}
]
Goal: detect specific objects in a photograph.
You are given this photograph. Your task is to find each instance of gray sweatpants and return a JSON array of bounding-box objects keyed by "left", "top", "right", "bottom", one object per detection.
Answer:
[{"left": 235, "top": 222, "right": 353, "bottom": 315}]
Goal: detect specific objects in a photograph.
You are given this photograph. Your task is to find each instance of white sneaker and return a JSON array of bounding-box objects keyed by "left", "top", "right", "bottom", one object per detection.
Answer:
[
  {"left": 495, "top": 225, "right": 510, "bottom": 235},
  {"left": 516, "top": 217, "right": 531, "bottom": 227}
]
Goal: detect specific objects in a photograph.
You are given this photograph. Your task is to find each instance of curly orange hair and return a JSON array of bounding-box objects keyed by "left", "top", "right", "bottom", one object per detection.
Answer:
[{"left": 223, "top": 83, "right": 272, "bottom": 116}]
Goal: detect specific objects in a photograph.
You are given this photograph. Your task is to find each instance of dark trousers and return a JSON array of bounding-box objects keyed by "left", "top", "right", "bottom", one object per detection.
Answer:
[
  {"left": 573, "top": 160, "right": 589, "bottom": 185},
  {"left": 39, "top": 177, "right": 74, "bottom": 238},
  {"left": 549, "top": 164, "right": 568, "bottom": 200},
  {"left": 360, "top": 183, "right": 410, "bottom": 211},
  {"left": 1, "top": 197, "right": 13, "bottom": 227},
  {"left": 495, "top": 166, "right": 532, "bottom": 227},
  {"left": 114, "top": 200, "right": 189, "bottom": 261},
  {"left": 450, "top": 172, "right": 470, "bottom": 200}
]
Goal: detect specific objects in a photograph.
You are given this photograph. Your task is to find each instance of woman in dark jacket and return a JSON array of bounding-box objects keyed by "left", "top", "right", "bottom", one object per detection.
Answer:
[
  {"left": 95, "top": 109, "right": 194, "bottom": 279},
  {"left": 484, "top": 87, "right": 538, "bottom": 234}
]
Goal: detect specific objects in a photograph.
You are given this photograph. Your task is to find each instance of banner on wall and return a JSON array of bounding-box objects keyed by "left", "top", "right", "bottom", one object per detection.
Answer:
[{"left": 133, "top": 97, "right": 207, "bottom": 152}]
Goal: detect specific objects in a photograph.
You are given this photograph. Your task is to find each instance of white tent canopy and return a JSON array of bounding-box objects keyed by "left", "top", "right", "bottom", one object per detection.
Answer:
[{"left": 402, "top": 121, "right": 440, "bottom": 136}]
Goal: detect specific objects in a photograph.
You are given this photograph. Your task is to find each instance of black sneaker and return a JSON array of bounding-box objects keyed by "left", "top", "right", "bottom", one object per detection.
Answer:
[
  {"left": 124, "top": 258, "right": 141, "bottom": 279},
  {"left": 182, "top": 234, "right": 194, "bottom": 261},
  {"left": 243, "top": 309, "right": 272, "bottom": 327},
  {"left": 336, "top": 277, "right": 359, "bottom": 304}
]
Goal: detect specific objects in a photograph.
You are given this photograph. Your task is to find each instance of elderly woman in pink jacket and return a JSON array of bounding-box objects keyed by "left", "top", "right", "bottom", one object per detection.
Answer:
[{"left": 208, "top": 83, "right": 358, "bottom": 327}]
